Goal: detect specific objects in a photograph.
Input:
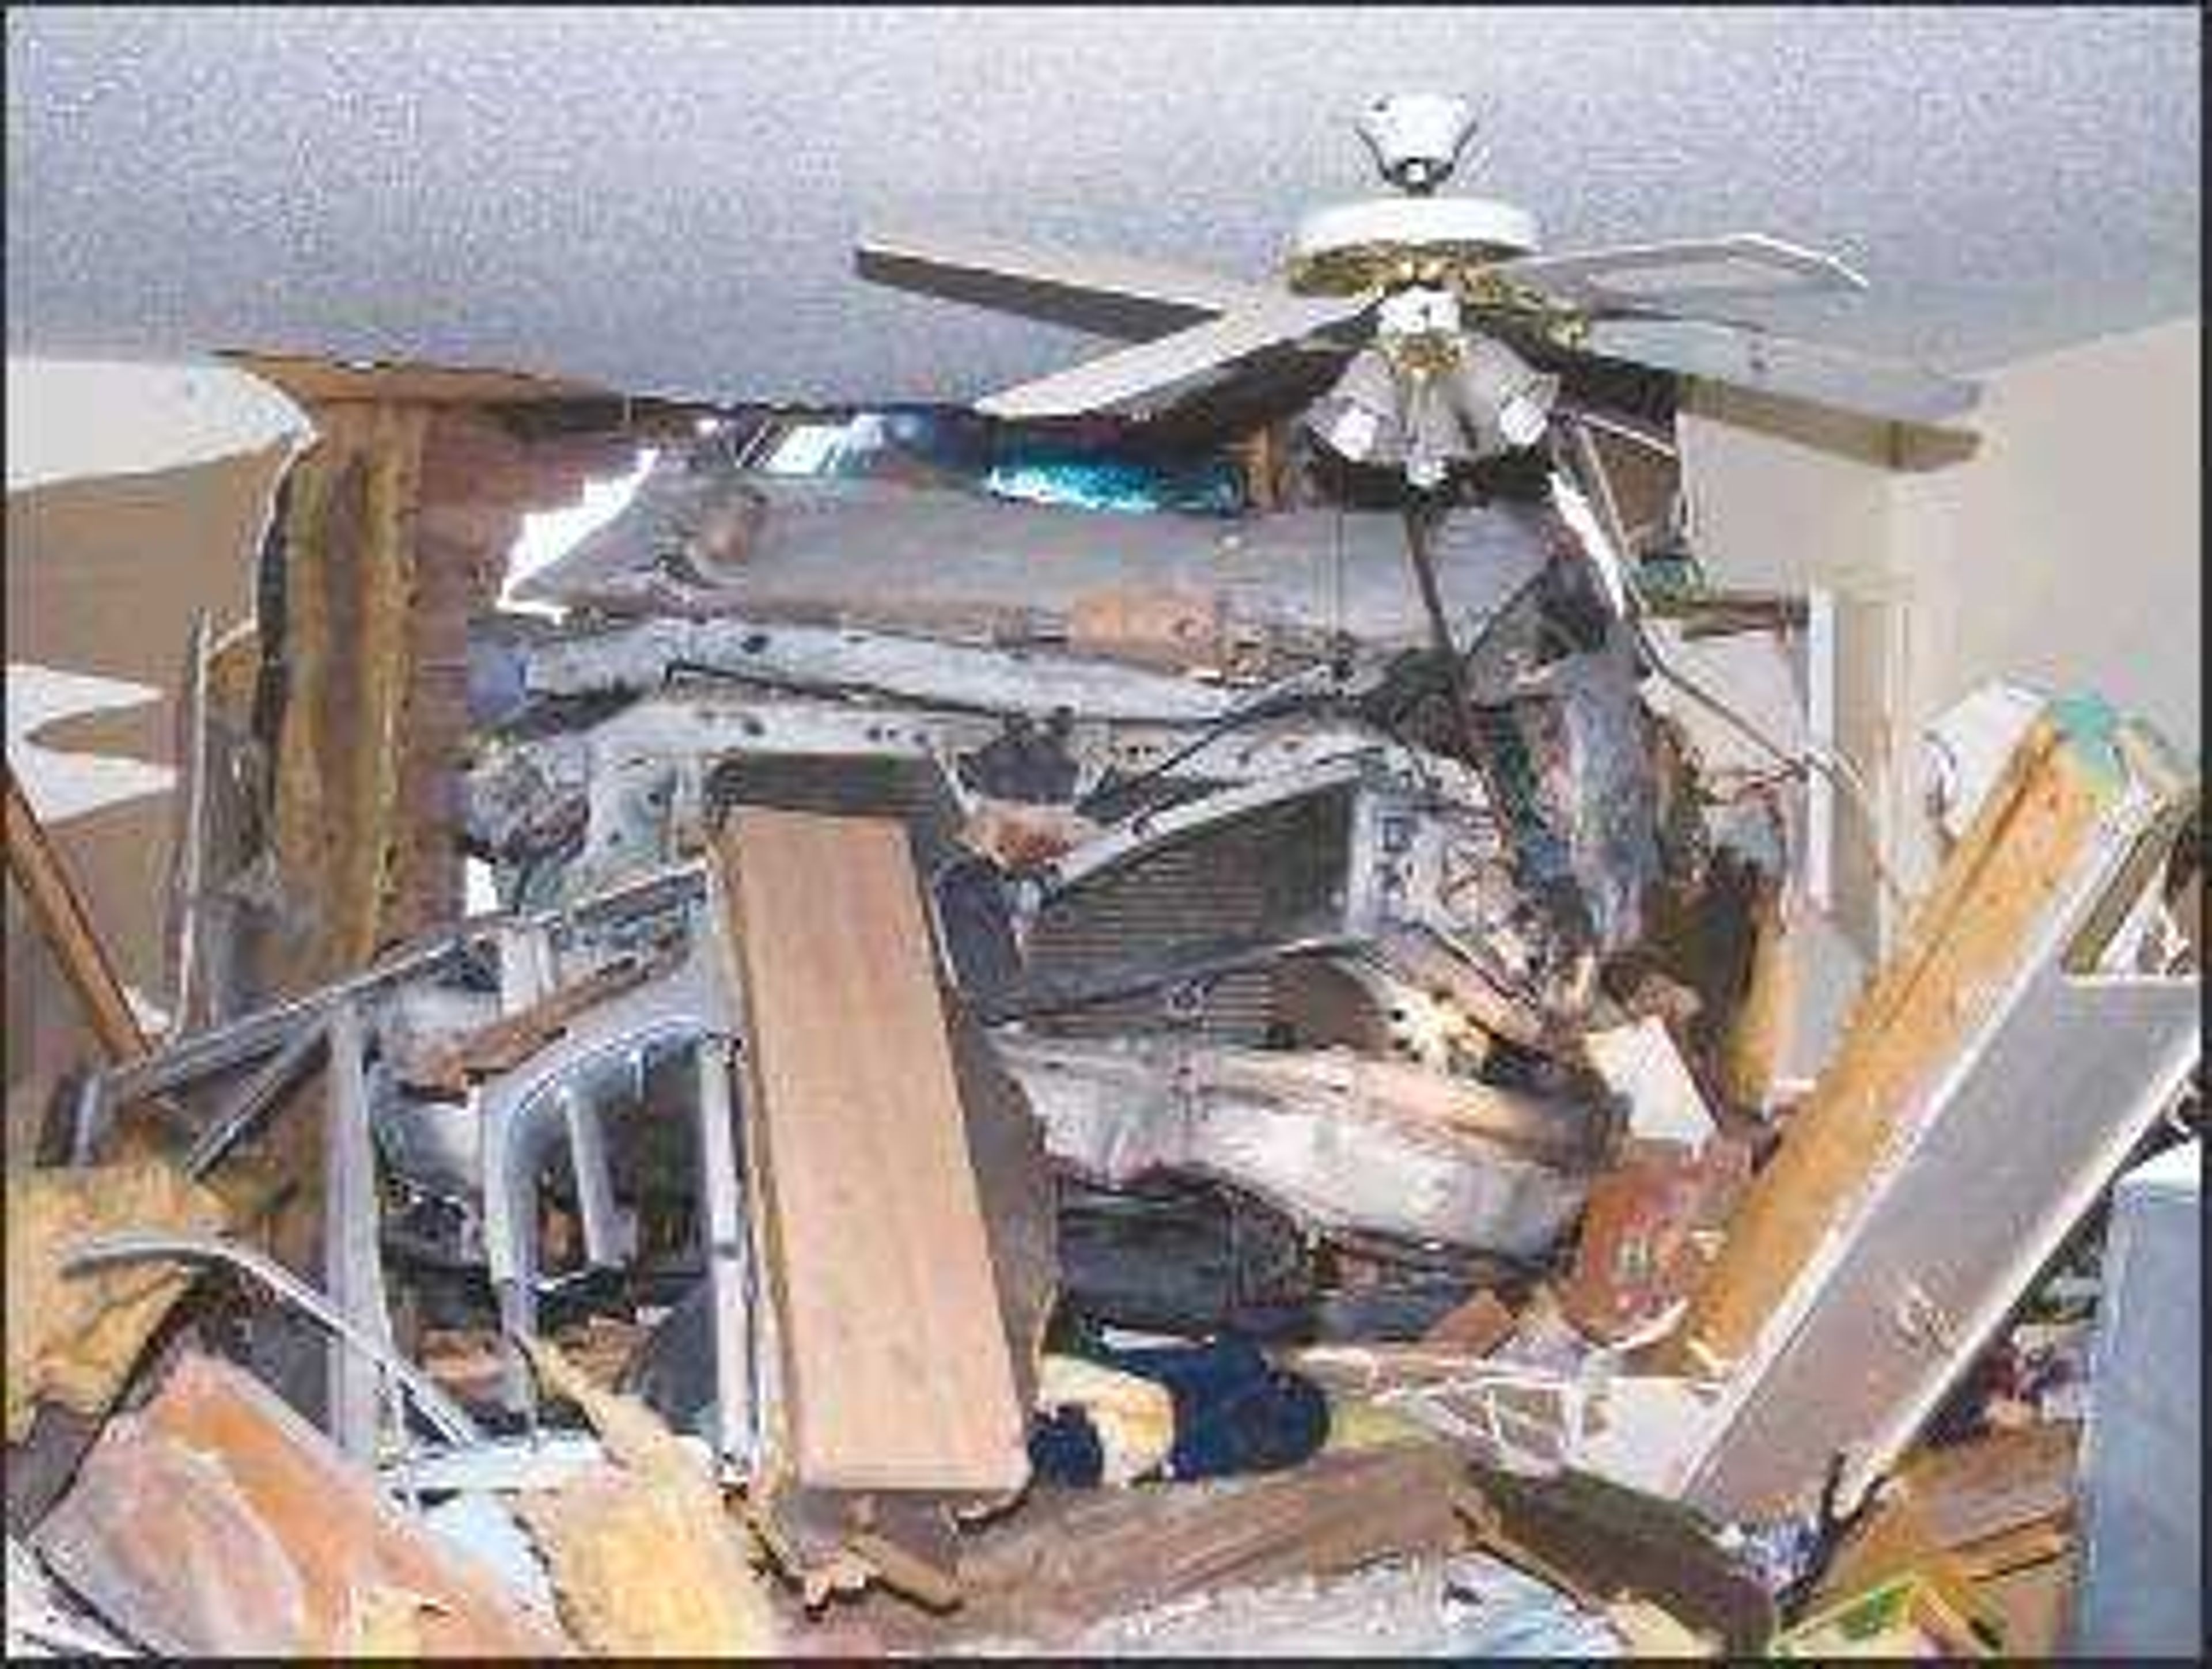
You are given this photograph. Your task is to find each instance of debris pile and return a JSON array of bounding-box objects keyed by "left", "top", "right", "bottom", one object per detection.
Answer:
[{"left": 5, "top": 410, "right": 2199, "bottom": 1658}]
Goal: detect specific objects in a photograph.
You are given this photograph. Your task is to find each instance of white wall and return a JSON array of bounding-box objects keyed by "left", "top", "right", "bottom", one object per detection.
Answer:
[
  {"left": 5, "top": 356, "right": 307, "bottom": 492},
  {"left": 5, "top": 356, "right": 309, "bottom": 1084},
  {"left": 1677, "top": 314, "right": 2202, "bottom": 939},
  {"left": 1891, "top": 317, "right": 2200, "bottom": 756},
  {"left": 1677, "top": 390, "right": 1912, "bottom": 953}
]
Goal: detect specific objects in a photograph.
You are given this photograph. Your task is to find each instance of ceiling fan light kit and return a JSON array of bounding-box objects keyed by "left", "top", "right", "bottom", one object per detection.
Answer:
[{"left": 854, "top": 91, "right": 1980, "bottom": 477}]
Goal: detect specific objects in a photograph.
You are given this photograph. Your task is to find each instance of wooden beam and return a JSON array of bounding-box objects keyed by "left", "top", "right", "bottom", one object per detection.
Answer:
[
  {"left": 3, "top": 767, "right": 149, "bottom": 1061},
  {"left": 227, "top": 351, "right": 608, "bottom": 408},
  {"left": 1676, "top": 715, "right": 2116, "bottom": 1368}
]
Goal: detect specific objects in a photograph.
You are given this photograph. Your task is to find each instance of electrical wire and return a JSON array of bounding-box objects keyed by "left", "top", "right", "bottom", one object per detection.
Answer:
[
  {"left": 1069, "top": 666, "right": 1362, "bottom": 815},
  {"left": 1639, "top": 624, "right": 1909, "bottom": 908},
  {"left": 1560, "top": 416, "right": 1911, "bottom": 910}
]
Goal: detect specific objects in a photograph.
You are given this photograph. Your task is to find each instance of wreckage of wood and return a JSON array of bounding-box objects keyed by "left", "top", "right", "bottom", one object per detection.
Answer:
[{"left": 5, "top": 767, "right": 150, "bottom": 1064}]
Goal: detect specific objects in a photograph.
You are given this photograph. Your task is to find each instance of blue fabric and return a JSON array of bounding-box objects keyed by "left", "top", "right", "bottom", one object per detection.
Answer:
[
  {"left": 1027, "top": 1336, "right": 1330, "bottom": 1486},
  {"left": 1028, "top": 1404, "right": 1107, "bottom": 1486}
]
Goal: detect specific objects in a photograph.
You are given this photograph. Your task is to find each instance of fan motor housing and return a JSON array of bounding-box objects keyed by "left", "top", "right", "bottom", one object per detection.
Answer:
[{"left": 1287, "top": 196, "right": 1542, "bottom": 296}]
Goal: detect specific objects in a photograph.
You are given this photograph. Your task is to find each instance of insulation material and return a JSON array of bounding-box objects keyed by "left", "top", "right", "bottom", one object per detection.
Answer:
[
  {"left": 3, "top": 1158, "right": 226, "bottom": 1442},
  {"left": 511, "top": 1337, "right": 779, "bottom": 1657},
  {"left": 339, "top": 1585, "right": 440, "bottom": 1658}
]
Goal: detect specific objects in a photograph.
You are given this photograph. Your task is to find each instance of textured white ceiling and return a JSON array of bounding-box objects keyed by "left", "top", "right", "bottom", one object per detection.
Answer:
[{"left": 7, "top": 7, "right": 2200, "bottom": 404}]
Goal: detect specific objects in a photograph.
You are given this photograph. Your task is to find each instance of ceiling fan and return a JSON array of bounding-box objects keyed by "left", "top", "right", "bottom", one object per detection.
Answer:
[{"left": 855, "top": 93, "right": 1979, "bottom": 487}]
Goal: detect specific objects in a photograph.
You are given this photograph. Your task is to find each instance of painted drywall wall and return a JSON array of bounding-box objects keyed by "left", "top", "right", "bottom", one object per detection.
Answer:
[
  {"left": 1677, "top": 390, "right": 1897, "bottom": 597},
  {"left": 6, "top": 355, "right": 306, "bottom": 491},
  {"left": 1678, "top": 314, "right": 2202, "bottom": 939},
  {"left": 1675, "top": 389, "right": 1908, "bottom": 955},
  {"left": 5, "top": 359, "right": 304, "bottom": 1151},
  {"left": 1890, "top": 313, "right": 2200, "bottom": 761}
]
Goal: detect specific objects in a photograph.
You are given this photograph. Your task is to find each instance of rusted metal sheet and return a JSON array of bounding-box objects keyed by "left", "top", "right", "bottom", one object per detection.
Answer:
[
  {"left": 1558, "top": 1137, "right": 1751, "bottom": 1344},
  {"left": 4, "top": 1158, "right": 225, "bottom": 1443}
]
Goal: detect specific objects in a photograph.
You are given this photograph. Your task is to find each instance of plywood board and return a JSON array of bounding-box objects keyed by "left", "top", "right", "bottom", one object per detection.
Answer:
[{"left": 718, "top": 807, "right": 1025, "bottom": 1494}]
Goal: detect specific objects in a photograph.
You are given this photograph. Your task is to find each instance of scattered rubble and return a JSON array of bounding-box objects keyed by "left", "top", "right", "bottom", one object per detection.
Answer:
[
  {"left": 507, "top": 1337, "right": 778, "bottom": 1656},
  {"left": 3, "top": 398, "right": 2198, "bottom": 1657},
  {"left": 31, "top": 1353, "right": 565, "bottom": 1656}
]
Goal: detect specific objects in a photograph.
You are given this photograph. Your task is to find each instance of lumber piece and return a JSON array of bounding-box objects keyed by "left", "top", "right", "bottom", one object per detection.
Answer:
[
  {"left": 1667, "top": 704, "right": 2198, "bottom": 1519},
  {"left": 894, "top": 1442, "right": 1467, "bottom": 1649},
  {"left": 4, "top": 767, "right": 149, "bottom": 1061},
  {"left": 1809, "top": 1425, "right": 2080, "bottom": 1634},
  {"left": 1678, "top": 714, "right": 2118, "bottom": 1369},
  {"left": 717, "top": 807, "right": 1025, "bottom": 1494},
  {"left": 1457, "top": 1463, "right": 1777, "bottom": 1655}
]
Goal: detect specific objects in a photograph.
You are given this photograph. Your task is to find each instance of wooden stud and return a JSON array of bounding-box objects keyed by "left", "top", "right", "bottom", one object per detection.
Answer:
[{"left": 3, "top": 767, "right": 149, "bottom": 1062}]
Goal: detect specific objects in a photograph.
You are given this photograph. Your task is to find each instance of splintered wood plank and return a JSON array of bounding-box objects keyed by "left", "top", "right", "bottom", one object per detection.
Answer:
[
  {"left": 3, "top": 767, "right": 149, "bottom": 1062},
  {"left": 874, "top": 1444, "right": 1466, "bottom": 1651},
  {"left": 718, "top": 807, "right": 1025, "bottom": 1494},
  {"left": 33, "top": 1352, "right": 568, "bottom": 1657},
  {"left": 1678, "top": 716, "right": 2116, "bottom": 1369}
]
